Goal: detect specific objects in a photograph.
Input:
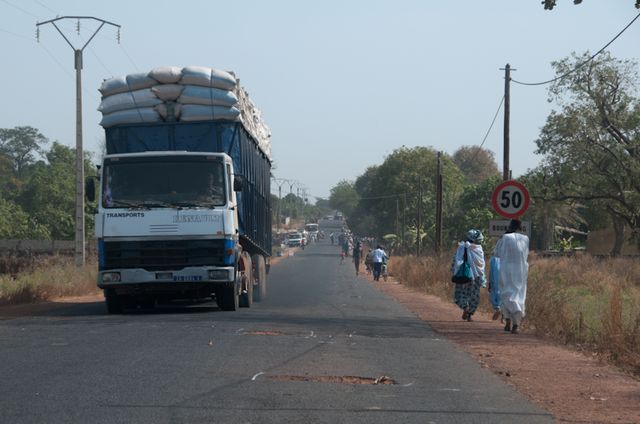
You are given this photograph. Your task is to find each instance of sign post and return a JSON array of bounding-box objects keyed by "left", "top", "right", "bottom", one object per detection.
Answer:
[{"left": 491, "top": 180, "right": 530, "bottom": 219}]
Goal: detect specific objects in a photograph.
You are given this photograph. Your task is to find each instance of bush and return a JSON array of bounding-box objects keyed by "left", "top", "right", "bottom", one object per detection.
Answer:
[{"left": 389, "top": 252, "right": 640, "bottom": 375}]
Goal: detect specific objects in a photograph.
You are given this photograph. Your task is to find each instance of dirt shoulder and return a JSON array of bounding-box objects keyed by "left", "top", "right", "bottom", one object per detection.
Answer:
[{"left": 370, "top": 277, "right": 640, "bottom": 424}]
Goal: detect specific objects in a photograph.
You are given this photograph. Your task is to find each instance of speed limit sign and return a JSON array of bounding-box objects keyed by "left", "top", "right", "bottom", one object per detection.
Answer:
[{"left": 492, "top": 180, "right": 530, "bottom": 219}]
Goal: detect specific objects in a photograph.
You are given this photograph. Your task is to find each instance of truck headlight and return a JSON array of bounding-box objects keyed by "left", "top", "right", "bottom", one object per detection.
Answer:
[
  {"left": 208, "top": 270, "right": 229, "bottom": 280},
  {"left": 101, "top": 272, "right": 121, "bottom": 283}
]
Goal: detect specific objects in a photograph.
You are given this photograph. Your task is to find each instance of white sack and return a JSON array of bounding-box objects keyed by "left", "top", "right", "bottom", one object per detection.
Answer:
[
  {"left": 178, "top": 85, "right": 238, "bottom": 107},
  {"left": 98, "top": 89, "right": 162, "bottom": 114},
  {"left": 100, "top": 108, "right": 160, "bottom": 127},
  {"left": 155, "top": 103, "right": 182, "bottom": 120},
  {"left": 149, "top": 66, "right": 182, "bottom": 84},
  {"left": 99, "top": 73, "right": 156, "bottom": 97},
  {"left": 151, "top": 84, "right": 184, "bottom": 101},
  {"left": 180, "top": 105, "right": 240, "bottom": 122},
  {"left": 180, "top": 66, "right": 236, "bottom": 90}
]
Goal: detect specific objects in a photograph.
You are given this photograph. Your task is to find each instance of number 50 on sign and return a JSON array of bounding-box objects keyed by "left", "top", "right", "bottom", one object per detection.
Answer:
[{"left": 491, "top": 180, "right": 530, "bottom": 219}]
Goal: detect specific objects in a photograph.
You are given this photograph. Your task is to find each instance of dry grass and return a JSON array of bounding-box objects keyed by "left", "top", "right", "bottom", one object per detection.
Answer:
[
  {"left": 0, "top": 256, "right": 98, "bottom": 305},
  {"left": 389, "top": 253, "right": 640, "bottom": 375}
]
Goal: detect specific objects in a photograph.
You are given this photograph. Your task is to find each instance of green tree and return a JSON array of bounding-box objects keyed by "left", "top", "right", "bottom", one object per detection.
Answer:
[
  {"left": 18, "top": 142, "right": 97, "bottom": 240},
  {"left": 0, "top": 126, "right": 47, "bottom": 178},
  {"left": 0, "top": 195, "right": 50, "bottom": 239},
  {"left": 329, "top": 180, "right": 359, "bottom": 218},
  {"left": 451, "top": 146, "right": 500, "bottom": 185},
  {"left": 534, "top": 51, "right": 640, "bottom": 253}
]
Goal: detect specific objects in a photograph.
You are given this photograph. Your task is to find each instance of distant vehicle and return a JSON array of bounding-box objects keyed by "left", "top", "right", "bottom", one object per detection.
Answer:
[
  {"left": 286, "top": 232, "right": 303, "bottom": 247},
  {"left": 305, "top": 223, "right": 319, "bottom": 241}
]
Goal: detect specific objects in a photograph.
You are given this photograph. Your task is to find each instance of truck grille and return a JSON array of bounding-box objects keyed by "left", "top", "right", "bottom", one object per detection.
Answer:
[{"left": 103, "top": 239, "right": 226, "bottom": 271}]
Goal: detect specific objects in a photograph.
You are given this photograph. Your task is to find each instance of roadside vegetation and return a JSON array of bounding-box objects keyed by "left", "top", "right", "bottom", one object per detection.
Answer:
[
  {"left": 0, "top": 255, "right": 98, "bottom": 305},
  {"left": 390, "top": 253, "right": 640, "bottom": 376}
]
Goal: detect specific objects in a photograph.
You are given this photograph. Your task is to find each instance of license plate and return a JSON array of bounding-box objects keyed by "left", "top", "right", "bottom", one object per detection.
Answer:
[{"left": 173, "top": 275, "right": 203, "bottom": 282}]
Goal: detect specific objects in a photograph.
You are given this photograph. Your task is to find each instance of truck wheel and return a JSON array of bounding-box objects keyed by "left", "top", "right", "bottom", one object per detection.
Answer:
[
  {"left": 252, "top": 254, "right": 267, "bottom": 302},
  {"left": 104, "top": 289, "right": 123, "bottom": 314},
  {"left": 218, "top": 283, "right": 239, "bottom": 311}
]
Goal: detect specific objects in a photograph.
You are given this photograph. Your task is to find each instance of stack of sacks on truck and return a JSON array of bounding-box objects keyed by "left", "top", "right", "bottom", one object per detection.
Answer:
[{"left": 98, "top": 66, "right": 271, "bottom": 158}]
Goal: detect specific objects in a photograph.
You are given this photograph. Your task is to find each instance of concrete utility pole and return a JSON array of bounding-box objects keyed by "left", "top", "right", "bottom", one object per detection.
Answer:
[
  {"left": 435, "top": 151, "right": 443, "bottom": 254},
  {"left": 416, "top": 177, "right": 422, "bottom": 257},
  {"left": 500, "top": 63, "right": 515, "bottom": 181},
  {"left": 36, "top": 16, "right": 121, "bottom": 267}
]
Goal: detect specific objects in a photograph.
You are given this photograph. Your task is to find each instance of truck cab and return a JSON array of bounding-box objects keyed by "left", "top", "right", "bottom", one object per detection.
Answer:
[{"left": 95, "top": 151, "right": 254, "bottom": 313}]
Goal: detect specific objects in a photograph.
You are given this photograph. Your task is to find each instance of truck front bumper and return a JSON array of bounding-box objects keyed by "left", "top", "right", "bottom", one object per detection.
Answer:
[{"left": 97, "top": 266, "right": 235, "bottom": 288}]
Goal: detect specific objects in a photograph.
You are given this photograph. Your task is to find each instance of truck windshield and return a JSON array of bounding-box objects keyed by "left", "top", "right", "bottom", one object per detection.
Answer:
[
  {"left": 102, "top": 156, "right": 226, "bottom": 209},
  {"left": 305, "top": 224, "right": 318, "bottom": 232}
]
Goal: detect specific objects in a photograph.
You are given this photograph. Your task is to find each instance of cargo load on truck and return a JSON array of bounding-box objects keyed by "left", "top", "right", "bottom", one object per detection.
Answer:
[{"left": 98, "top": 65, "right": 272, "bottom": 159}]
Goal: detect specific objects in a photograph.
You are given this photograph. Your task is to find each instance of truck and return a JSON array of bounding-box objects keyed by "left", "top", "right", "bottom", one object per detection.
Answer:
[{"left": 89, "top": 66, "right": 272, "bottom": 313}]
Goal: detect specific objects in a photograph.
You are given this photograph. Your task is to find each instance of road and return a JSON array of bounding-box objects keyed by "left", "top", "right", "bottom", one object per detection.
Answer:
[{"left": 0, "top": 234, "right": 553, "bottom": 423}]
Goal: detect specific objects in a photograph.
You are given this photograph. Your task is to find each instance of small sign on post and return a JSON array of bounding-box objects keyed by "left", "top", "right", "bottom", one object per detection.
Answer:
[{"left": 488, "top": 220, "right": 530, "bottom": 237}]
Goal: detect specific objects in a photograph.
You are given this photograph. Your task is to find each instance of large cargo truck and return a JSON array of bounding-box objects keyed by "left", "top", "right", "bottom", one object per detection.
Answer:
[{"left": 90, "top": 66, "right": 271, "bottom": 313}]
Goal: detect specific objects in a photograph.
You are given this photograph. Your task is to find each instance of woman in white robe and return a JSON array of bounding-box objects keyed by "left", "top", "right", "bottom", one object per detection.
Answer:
[{"left": 494, "top": 219, "right": 529, "bottom": 334}]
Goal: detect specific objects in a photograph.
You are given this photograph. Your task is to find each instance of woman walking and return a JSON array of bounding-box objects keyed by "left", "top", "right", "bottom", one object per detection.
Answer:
[{"left": 451, "top": 229, "right": 486, "bottom": 321}]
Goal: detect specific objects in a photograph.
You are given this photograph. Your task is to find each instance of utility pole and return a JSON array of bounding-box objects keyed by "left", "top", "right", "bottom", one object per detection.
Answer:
[
  {"left": 416, "top": 177, "right": 422, "bottom": 257},
  {"left": 500, "top": 63, "right": 515, "bottom": 181},
  {"left": 435, "top": 151, "right": 443, "bottom": 254},
  {"left": 36, "top": 16, "right": 121, "bottom": 267},
  {"left": 402, "top": 193, "right": 406, "bottom": 255}
]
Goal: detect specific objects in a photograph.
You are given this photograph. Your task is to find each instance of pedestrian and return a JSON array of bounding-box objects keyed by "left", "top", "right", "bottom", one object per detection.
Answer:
[
  {"left": 364, "top": 249, "right": 373, "bottom": 275},
  {"left": 370, "top": 245, "right": 388, "bottom": 281},
  {"left": 330, "top": 232, "right": 335, "bottom": 245},
  {"left": 488, "top": 255, "right": 502, "bottom": 321},
  {"left": 451, "top": 229, "right": 486, "bottom": 322},
  {"left": 353, "top": 239, "right": 363, "bottom": 275},
  {"left": 494, "top": 219, "right": 529, "bottom": 334}
]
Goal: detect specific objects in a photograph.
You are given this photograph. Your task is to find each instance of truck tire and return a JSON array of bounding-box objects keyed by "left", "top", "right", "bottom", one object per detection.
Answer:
[
  {"left": 104, "top": 289, "right": 123, "bottom": 314},
  {"left": 252, "top": 254, "right": 267, "bottom": 302},
  {"left": 218, "top": 283, "right": 239, "bottom": 311}
]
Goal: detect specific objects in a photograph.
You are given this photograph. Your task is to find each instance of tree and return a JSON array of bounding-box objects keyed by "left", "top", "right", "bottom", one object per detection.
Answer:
[
  {"left": 451, "top": 146, "right": 500, "bottom": 185},
  {"left": 0, "top": 126, "right": 47, "bottom": 178},
  {"left": 329, "top": 180, "right": 359, "bottom": 218},
  {"left": 542, "top": 0, "right": 640, "bottom": 10},
  {"left": 0, "top": 196, "right": 50, "bottom": 239},
  {"left": 534, "top": 51, "right": 640, "bottom": 253},
  {"left": 18, "top": 142, "right": 97, "bottom": 240}
]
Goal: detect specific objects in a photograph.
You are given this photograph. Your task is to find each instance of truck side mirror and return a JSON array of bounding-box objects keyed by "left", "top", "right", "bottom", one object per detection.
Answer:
[
  {"left": 233, "top": 175, "right": 245, "bottom": 192},
  {"left": 85, "top": 177, "right": 96, "bottom": 202}
]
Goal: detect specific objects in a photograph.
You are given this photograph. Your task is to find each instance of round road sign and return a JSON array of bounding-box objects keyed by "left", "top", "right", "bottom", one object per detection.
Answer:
[{"left": 491, "top": 180, "right": 530, "bottom": 219}]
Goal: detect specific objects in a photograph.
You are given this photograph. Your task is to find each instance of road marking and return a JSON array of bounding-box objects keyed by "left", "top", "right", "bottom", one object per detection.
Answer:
[{"left": 251, "top": 372, "right": 265, "bottom": 381}]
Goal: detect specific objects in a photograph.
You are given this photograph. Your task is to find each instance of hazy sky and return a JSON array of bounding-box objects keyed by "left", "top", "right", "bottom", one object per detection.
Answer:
[{"left": 1, "top": 1, "right": 639, "bottom": 199}]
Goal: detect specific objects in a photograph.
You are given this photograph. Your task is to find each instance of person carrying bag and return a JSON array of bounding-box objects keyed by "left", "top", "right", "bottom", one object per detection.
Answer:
[{"left": 451, "top": 229, "right": 486, "bottom": 321}]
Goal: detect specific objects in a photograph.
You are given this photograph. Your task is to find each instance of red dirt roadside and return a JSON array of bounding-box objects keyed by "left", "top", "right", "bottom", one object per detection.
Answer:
[{"left": 370, "top": 278, "right": 640, "bottom": 424}]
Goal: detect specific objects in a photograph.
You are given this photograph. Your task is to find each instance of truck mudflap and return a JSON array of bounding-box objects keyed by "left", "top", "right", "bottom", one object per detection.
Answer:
[{"left": 97, "top": 266, "right": 234, "bottom": 288}]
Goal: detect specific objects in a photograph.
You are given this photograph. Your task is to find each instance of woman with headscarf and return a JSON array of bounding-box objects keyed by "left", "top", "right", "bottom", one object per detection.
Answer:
[{"left": 451, "top": 229, "right": 486, "bottom": 321}]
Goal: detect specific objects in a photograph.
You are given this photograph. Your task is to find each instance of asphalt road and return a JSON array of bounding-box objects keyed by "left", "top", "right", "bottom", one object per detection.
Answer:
[{"left": 0, "top": 236, "right": 554, "bottom": 423}]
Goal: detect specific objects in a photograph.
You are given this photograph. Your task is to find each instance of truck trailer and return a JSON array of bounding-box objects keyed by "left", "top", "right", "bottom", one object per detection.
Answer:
[{"left": 91, "top": 66, "right": 272, "bottom": 313}]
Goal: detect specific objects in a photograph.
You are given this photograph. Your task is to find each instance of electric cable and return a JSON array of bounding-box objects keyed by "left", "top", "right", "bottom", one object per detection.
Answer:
[
  {"left": 512, "top": 12, "right": 640, "bottom": 86},
  {"left": 465, "top": 95, "right": 505, "bottom": 167}
]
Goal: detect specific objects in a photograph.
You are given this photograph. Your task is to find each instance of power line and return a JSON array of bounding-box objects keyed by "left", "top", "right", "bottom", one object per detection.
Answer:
[
  {"left": 465, "top": 95, "right": 505, "bottom": 167},
  {"left": 31, "top": 0, "right": 57, "bottom": 15},
  {"left": 119, "top": 43, "right": 140, "bottom": 71},
  {"left": 1, "top": 0, "right": 40, "bottom": 19},
  {"left": 512, "top": 12, "right": 640, "bottom": 86}
]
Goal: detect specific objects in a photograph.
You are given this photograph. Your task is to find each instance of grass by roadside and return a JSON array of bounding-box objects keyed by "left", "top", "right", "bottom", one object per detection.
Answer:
[
  {"left": 389, "top": 253, "right": 640, "bottom": 376},
  {"left": 0, "top": 255, "right": 98, "bottom": 305}
]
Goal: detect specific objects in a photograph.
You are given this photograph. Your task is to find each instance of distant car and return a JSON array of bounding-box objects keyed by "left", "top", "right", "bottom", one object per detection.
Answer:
[{"left": 286, "top": 232, "right": 303, "bottom": 247}]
